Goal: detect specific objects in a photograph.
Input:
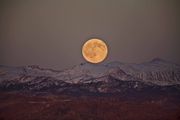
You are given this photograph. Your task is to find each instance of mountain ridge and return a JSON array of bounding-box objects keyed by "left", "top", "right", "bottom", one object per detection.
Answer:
[{"left": 0, "top": 58, "right": 180, "bottom": 95}]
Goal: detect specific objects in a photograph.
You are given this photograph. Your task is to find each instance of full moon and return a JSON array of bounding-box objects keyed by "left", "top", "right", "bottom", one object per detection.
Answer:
[{"left": 82, "top": 38, "right": 108, "bottom": 63}]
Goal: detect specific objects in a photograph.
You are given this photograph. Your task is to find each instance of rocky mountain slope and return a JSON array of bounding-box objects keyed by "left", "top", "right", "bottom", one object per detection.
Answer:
[
  {"left": 0, "top": 58, "right": 180, "bottom": 95},
  {"left": 106, "top": 58, "right": 180, "bottom": 85}
]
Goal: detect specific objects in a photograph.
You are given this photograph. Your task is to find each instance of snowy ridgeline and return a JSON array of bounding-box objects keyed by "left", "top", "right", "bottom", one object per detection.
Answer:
[{"left": 0, "top": 58, "right": 180, "bottom": 93}]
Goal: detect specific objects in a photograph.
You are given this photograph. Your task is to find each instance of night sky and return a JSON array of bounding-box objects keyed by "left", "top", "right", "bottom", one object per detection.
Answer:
[{"left": 0, "top": 0, "right": 180, "bottom": 69}]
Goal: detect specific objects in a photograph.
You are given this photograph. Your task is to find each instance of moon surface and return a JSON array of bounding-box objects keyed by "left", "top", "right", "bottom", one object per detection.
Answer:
[{"left": 82, "top": 38, "right": 108, "bottom": 63}]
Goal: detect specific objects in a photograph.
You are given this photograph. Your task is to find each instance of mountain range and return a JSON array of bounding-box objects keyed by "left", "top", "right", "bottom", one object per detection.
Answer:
[{"left": 0, "top": 58, "right": 180, "bottom": 97}]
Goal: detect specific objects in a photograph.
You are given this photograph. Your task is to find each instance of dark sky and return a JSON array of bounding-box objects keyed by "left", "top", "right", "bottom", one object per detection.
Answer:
[{"left": 0, "top": 0, "right": 180, "bottom": 69}]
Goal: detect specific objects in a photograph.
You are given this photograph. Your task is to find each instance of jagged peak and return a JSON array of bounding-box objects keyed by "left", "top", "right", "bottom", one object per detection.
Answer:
[
  {"left": 27, "top": 65, "right": 41, "bottom": 69},
  {"left": 107, "top": 67, "right": 126, "bottom": 74},
  {"left": 148, "top": 58, "right": 180, "bottom": 66},
  {"left": 150, "top": 58, "right": 166, "bottom": 63}
]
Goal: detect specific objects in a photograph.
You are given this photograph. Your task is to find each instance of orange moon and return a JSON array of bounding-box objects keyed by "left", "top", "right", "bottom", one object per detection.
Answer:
[{"left": 82, "top": 38, "right": 108, "bottom": 63}]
